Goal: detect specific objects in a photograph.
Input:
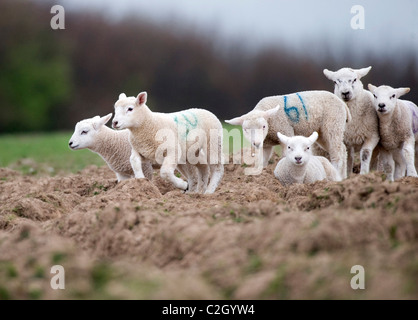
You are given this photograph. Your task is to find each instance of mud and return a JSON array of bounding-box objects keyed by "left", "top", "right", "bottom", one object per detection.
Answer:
[{"left": 0, "top": 155, "right": 417, "bottom": 299}]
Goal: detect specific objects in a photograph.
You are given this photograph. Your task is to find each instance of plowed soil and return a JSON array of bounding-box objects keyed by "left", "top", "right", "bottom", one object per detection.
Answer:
[{"left": 1, "top": 153, "right": 417, "bottom": 299}]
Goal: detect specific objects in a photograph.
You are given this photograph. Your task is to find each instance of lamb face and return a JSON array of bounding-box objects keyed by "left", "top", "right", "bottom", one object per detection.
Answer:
[
  {"left": 323, "top": 67, "right": 371, "bottom": 102},
  {"left": 285, "top": 138, "right": 311, "bottom": 166},
  {"left": 242, "top": 118, "right": 268, "bottom": 149},
  {"left": 69, "top": 114, "right": 112, "bottom": 150},
  {"left": 278, "top": 132, "right": 318, "bottom": 166},
  {"left": 112, "top": 92, "right": 147, "bottom": 130},
  {"left": 368, "top": 84, "right": 410, "bottom": 116},
  {"left": 225, "top": 106, "right": 278, "bottom": 151}
]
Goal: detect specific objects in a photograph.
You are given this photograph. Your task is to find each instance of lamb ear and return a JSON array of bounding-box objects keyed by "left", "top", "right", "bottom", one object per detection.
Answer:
[
  {"left": 93, "top": 113, "right": 112, "bottom": 130},
  {"left": 119, "top": 93, "right": 127, "bottom": 100},
  {"left": 307, "top": 131, "right": 319, "bottom": 145},
  {"left": 100, "top": 113, "right": 113, "bottom": 126},
  {"left": 355, "top": 66, "right": 372, "bottom": 79},
  {"left": 367, "top": 83, "right": 377, "bottom": 94},
  {"left": 91, "top": 116, "right": 101, "bottom": 130},
  {"left": 395, "top": 87, "right": 410, "bottom": 98},
  {"left": 277, "top": 132, "right": 288, "bottom": 145},
  {"left": 263, "top": 106, "right": 280, "bottom": 120},
  {"left": 323, "top": 69, "right": 336, "bottom": 80},
  {"left": 137, "top": 92, "right": 147, "bottom": 106},
  {"left": 225, "top": 117, "right": 244, "bottom": 126}
]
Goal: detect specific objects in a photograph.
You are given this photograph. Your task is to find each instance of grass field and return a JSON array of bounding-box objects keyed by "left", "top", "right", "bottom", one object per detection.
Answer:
[
  {"left": 0, "top": 124, "right": 251, "bottom": 175},
  {"left": 0, "top": 132, "right": 105, "bottom": 175}
]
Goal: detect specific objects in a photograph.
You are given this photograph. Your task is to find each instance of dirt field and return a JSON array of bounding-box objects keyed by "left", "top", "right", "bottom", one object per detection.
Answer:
[{"left": 0, "top": 153, "right": 417, "bottom": 300}]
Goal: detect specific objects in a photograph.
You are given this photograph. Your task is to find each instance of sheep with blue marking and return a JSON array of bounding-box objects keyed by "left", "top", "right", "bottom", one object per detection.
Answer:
[
  {"left": 112, "top": 92, "right": 224, "bottom": 194},
  {"left": 225, "top": 90, "right": 350, "bottom": 178}
]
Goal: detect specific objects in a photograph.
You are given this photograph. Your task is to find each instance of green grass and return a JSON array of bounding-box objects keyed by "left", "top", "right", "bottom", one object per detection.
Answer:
[
  {"left": 0, "top": 124, "right": 280, "bottom": 176},
  {"left": 222, "top": 122, "right": 250, "bottom": 154},
  {"left": 0, "top": 131, "right": 105, "bottom": 175},
  {"left": 223, "top": 122, "right": 282, "bottom": 159}
]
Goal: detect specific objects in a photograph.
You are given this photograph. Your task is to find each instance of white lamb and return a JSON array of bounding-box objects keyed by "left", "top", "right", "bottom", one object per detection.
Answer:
[
  {"left": 225, "top": 90, "right": 350, "bottom": 178},
  {"left": 274, "top": 132, "right": 341, "bottom": 186},
  {"left": 323, "top": 66, "right": 380, "bottom": 176},
  {"left": 68, "top": 114, "right": 153, "bottom": 181},
  {"left": 367, "top": 84, "right": 418, "bottom": 181},
  {"left": 112, "top": 92, "right": 224, "bottom": 194}
]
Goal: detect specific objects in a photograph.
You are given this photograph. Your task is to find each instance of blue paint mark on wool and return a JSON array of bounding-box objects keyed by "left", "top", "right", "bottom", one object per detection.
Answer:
[
  {"left": 284, "top": 96, "right": 299, "bottom": 123},
  {"left": 296, "top": 93, "right": 309, "bottom": 120},
  {"left": 284, "top": 93, "right": 309, "bottom": 123}
]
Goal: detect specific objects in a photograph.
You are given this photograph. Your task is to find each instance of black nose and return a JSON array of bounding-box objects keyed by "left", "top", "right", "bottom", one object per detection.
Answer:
[
  {"left": 113, "top": 121, "right": 118, "bottom": 127},
  {"left": 295, "top": 157, "right": 302, "bottom": 161},
  {"left": 378, "top": 103, "right": 385, "bottom": 109},
  {"left": 69, "top": 141, "right": 73, "bottom": 147},
  {"left": 342, "top": 92, "right": 350, "bottom": 96}
]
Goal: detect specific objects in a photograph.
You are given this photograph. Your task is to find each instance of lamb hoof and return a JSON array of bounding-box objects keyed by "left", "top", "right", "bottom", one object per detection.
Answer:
[{"left": 179, "top": 181, "right": 188, "bottom": 191}]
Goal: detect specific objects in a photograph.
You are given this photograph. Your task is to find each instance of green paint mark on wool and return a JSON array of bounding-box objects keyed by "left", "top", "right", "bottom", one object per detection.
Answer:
[{"left": 173, "top": 111, "right": 198, "bottom": 139}]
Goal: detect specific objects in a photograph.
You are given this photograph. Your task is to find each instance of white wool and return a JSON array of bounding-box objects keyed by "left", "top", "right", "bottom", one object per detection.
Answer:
[
  {"left": 226, "top": 90, "right": 349, "bottom": 179},
  {"left": 323, "top": 66, "right": 380, "bottom": 176},
  {"left": 274, "top": 132, "right": 341, "bottom": 186},
  {"left": 112, "top": 92, "right": 224, "bottom": 194},
  {"left": 69, "top": 114, "right": 153, "bottom": 181},
  {"left": 368, "top": 84, "right": 417, "bottom": 181}
]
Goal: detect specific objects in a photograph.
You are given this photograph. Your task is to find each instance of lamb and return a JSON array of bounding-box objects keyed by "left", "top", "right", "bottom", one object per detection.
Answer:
[
  {"left": 112, "top": 92, "right": 224, "bottom": 194},
  {"left": 274, "top": 132, "right": 341, "bottom": 186},
  {"left": 323, "top": 66, "right": 380, "bottom": 176},
  {"left": 68, "top": 114, "right": 153, "bottom": 181},
  {"left": 367, "top": 84, "right": 418, "bottom": 181},
  {"left": 225, "top": 90, "right": 349, "bottom": 178},
  {"left": 403, "top": 100, "right": 418, "bottom": 166}
]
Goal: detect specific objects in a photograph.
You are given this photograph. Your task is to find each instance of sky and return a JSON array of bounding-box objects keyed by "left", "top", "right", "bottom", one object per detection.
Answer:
[{"left": 51, "top": 0, "right": 418, "bottom": 58}]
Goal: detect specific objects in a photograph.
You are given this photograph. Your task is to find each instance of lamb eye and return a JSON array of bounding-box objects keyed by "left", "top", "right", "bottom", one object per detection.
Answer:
[
  {"left": 263, "top": 125, "right": 266, "bottom": 129},
  {"left": 81, "top": 130, "right": 88, "bottom": 135},
  {"left": 127, "top": 107, "right": 133, "bottom": 112},
  {"left": 373, "top": 94, "right": 377, "bottom": 99},
  {"left": 307, "top": 147, "right": 310, "bottom": 150},
  {"left": 353, "top": 79, "right": 357, "bottom": 83},
  {"left": 287, "top": 146, "right": 291, "bottom": 149},
  {"left": 391, "top": 94, "right": 395, "bottom": 99}
]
